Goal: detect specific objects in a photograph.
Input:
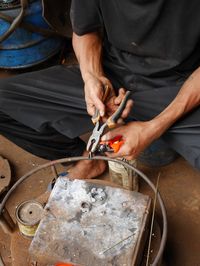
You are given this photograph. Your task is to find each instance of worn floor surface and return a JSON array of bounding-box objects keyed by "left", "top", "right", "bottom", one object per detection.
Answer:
[{"left": 0, "top": 63, "right": 200, "bottom": 266}]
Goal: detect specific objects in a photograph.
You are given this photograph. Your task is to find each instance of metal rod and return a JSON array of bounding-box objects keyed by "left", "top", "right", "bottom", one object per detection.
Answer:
[
  {"left": 99, "top": 232, "right": 135, "bottom": 255},
  {"left": 50, "top": 165, "right": 58, "bottom": 180},
  {"left": 146, "top": 172, "right": 161, "bottom": 266}
]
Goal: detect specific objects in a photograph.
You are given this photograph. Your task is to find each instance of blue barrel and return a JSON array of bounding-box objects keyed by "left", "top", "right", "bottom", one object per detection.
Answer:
[{"left": 0, "top": 0, "right": 63, "bottom": 68}]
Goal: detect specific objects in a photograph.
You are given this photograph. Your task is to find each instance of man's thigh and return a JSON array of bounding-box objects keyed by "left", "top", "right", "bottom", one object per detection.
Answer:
[
  {"left": 0, "top": 65, "right": 93, "bottom": 138},
  {"left": 163, "top": 107, "right": 200, "bottom": 170}
]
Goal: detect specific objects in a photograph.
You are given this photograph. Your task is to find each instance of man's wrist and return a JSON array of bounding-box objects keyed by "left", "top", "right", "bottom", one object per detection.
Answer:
[
  {"left": 143, "top": 120, "right": 163, "bottom": 141},
  {"left": 149, "top": 106, "right": 183, "bottom": 138},
  {"left": 82, "top": 71, "right": 104, "bottom": 83},
  {"left": 129, "top": 120, "right": 162, "bottom": 143},
  {"left": 147, "top": 119, "right": 167, "bottom": 139}
]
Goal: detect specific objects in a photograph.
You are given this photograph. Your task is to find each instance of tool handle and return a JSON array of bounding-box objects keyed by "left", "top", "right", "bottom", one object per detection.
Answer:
[
  {"left": 111, "top": 140, "right": 124, "bottom": 153},
  {"left": 91, "top": 85, "right": 110, "bottom": 124},
  {"left": 107, "top": 90, "right": 131, "bottom": 128},
  {"left": 110, "top": 135, "right": 124, "bottom": 153}
]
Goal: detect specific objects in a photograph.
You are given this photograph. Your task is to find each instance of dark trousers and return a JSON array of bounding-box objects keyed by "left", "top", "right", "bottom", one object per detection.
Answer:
[{"left": 0, "top": 64, "right": 200, "bottom": 169}]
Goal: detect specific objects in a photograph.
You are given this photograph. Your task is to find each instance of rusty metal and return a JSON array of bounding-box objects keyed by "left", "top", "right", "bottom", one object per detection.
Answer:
[
  {"left": 51, "top": 165, "right": 58, "bottom": 180},
  {"left": 0, "top": 216, "right": 13, "bottom": 234},
  {"left": 0, "top": 207, "right": 15, "bottom": 234},
  {"left": 0, "top": 156, "right": 11, "bottom": 195},
  {"left": 15, "top": 200, "right": 44, "bottom": 238},
  {"left": 30, "top": 177, "right": 151, "bottom": 265}
]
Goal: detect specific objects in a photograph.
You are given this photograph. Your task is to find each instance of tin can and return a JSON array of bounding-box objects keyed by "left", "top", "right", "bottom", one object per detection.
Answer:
[
  {"left": 15, "top": 200, "right": 44, "bottom": 238},
  {"left": 108, "top": 158, "right": 139, "bottom": 191}
]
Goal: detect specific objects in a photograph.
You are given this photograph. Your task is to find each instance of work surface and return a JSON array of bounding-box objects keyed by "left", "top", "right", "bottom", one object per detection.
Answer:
[
  {"left": 30, "top": 177, "right": 151, "bottom": 265},
  {"left": 0, "top": 66, "right": 200, "bottom": 265}
]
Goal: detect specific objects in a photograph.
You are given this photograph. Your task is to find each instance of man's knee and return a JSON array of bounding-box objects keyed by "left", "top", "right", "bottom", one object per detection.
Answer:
[
  {"left": 139, "top": 138, "right": 178, "bottom": 167},
  {"left": 193, "top": 155, "right": 200, "bottom": 170},
  {"left": 163, "top": 132, "right": 200, "bottom": 171}
]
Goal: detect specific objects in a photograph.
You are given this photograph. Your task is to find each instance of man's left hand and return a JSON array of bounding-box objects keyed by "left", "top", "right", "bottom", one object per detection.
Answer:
[
  {"left": 104, "top": 88, "right": 133, "bottom": 122},
  {"left": 101, "top": 121, "right": 157, "bottom": 160}
]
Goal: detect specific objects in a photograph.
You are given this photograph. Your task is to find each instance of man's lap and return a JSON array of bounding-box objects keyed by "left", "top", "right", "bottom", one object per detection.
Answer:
[
  {"left": 0, "top": 63, "right": 199, "bottom": 168},
  {"left": 0, "top": 65, "right": 93, "bottom": 138}
]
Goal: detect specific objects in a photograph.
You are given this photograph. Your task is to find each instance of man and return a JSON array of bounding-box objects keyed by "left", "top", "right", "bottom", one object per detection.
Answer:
[{"left": 0, "top": 0, "right": 200, "bottom": 178}]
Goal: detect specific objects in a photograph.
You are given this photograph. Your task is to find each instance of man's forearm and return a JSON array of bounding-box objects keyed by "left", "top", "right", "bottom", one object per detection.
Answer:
[
  {"left": 72, "top": 32, "right": 104, "bottom": 82},
  {"left": 150, "top": 67, "right": 200, "bottom": 138}
]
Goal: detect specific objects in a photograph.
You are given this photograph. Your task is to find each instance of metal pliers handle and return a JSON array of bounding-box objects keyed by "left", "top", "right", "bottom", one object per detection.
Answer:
[
  {"left": 87, "top": 90, "right": 131, "bottom": 154},
  {"left": 91, "top": 85, "right": 111, "bottom": 124},
  {"left": 107, "top": 90, "right": 131, "bottom": 128}
]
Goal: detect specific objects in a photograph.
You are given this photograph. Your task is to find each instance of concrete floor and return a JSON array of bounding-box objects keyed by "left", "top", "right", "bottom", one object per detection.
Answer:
[{"left": 0, "top": 65, "right": 200, "bottom": 266}]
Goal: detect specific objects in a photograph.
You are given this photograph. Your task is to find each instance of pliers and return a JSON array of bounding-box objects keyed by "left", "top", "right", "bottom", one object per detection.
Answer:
[{"left": 87, "top": 88, "right": 131, "bottom": 156}]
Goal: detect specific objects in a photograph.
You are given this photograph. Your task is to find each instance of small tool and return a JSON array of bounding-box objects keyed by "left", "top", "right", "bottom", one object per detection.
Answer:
[
  {"left": 87, "top": 89, "right": 131, "bottom": 156},
  {"left": 97, "top": 135, "right": 124, "bottom": 154}
]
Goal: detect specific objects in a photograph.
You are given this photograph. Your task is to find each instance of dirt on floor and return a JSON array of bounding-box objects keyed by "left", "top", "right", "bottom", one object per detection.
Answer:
[{"left": 0, "top": 62, "right": 200, "bottom": 266}]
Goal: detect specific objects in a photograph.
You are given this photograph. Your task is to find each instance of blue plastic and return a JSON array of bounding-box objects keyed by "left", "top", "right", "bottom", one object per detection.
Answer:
[{"left": 0, "top": 1, "right": 63, "bottom": 68}]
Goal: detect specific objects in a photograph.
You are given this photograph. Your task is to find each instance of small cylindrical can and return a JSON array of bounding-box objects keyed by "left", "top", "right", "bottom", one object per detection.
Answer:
[
  {"left": 108, "top": 158, "right": 139, "bottom": 191},
  {"left": 15, "top": 200, "right": 44, "bottom": 238}
]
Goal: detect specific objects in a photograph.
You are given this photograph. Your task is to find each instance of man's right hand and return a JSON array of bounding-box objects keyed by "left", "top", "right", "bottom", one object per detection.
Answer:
[
  {"left": 84, "top": 74, "right": 115, "bottom": 117},
  {"left": 84, "top": 74, "right": 133, "bottom": 120}
]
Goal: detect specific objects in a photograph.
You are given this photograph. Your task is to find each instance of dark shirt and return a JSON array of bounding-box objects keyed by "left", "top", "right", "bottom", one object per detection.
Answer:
[{"left": 70, "top": 0, "right": 200, "bottom": 76}]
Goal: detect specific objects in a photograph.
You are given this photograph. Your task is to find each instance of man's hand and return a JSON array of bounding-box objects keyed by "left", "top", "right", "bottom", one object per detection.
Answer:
[
  {"left": 84, "top": 74, "right": 133, "bottom": 120},
  {"left": 73, "top": 32, "right": 132, "bottom": 120},
  {"left": 101, "top": 121, "right": 156, "bottom": 160},
  {"left": 84, "top": 74, "right": 114, "bottom": 117}
]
